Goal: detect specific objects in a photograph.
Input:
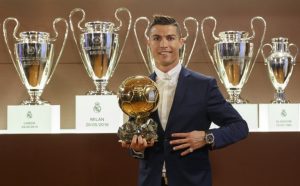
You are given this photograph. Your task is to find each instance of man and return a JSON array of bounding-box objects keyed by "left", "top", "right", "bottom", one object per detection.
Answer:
[{"left": 121, "top": 15, "right": 249, "bottom": 186}]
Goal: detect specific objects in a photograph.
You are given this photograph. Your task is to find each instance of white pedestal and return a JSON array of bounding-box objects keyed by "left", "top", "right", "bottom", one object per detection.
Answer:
[
  {"left": 233, "top": 104, "right": 258, "bottom": 131},
  {"left": 210, "top": 104, "right": 258, "bottom": 131},
  {"left": 7, "top": 105, "right": 60, "bottom": 133},
  {"left": 76, "top": 95, "right": 123, "bottom": 133},
  {"left": 259, "top": 104, "right": 299, "bottom": 131}
]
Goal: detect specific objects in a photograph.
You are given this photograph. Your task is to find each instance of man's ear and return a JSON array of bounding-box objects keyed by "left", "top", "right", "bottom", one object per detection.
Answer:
[
  {"left": 179, "top": 37, "right": 185, "bottom": 48},
  {"left": 147, "top": 39, "right": 150, "bottom": 46}
]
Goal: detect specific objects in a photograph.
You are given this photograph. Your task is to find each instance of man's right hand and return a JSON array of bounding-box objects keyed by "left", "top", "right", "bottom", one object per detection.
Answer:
[{"left": 120, "top": 135, "right": 155, "bottom": 152}]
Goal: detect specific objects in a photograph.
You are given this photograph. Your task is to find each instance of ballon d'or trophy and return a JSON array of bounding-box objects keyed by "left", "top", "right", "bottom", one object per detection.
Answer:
[
  {"left": 69, "top": 8, "right": 132, "bottom": 95},
  {"left": 117, "top": 76, "right": 159, "bottom": 143},
  {"left": 261, "top": 37, "right": 298, "bottom": 103},
  {"left": 201, "top": 16, "right": 266, "bottom": 103},
  {"left": 3, "top": 17, "right": 68, "bottom": 105},
  {"left": 134, "top": 16, "right": 199, "bottom": 74}
]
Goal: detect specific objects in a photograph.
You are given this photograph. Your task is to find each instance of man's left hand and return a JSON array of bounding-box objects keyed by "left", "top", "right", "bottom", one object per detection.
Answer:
[{"left": 170, "top": 130, "right": 206, "bottom": 156}]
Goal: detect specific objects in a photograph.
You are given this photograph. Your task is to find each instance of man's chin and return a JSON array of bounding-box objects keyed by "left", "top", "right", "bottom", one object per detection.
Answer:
[{"left": 158, "top": 61, "right": 177, "bottom": 67}]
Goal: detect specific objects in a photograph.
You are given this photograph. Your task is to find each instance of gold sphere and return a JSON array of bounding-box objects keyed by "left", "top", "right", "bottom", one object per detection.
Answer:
[{"left": 118, "top": 76, "right": 159, "bottom": 118}]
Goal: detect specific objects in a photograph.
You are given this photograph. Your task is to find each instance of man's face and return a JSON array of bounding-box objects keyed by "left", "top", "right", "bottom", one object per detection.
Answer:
[{"left": 147, "top": 25, "right": 184, "bottom": 69}]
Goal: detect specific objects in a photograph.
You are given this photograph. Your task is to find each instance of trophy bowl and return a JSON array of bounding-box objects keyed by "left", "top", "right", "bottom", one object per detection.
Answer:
[{"left": 117, "top": 76, "right": 159, "bottom": 143}]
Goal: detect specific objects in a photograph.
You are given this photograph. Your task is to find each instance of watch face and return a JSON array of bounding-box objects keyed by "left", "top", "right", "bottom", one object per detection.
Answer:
[{"left": 205, "top": 133, "right": 214, "bottom": 144}]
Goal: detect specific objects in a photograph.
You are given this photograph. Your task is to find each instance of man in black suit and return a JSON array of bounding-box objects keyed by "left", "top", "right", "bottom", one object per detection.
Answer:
[{"left": 121, "top": 15, "right": 249, "bottom": 186}]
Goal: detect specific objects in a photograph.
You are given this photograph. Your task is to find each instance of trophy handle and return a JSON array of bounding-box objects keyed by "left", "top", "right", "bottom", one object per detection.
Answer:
[
  {"left": 201, "top": 16, "right": 223, "bottom": 83},
  {"left": 134, "top": 17, "right": 152, "bottom": 74},
  {"left": 289, "top": 43, "right": 298, "bottom": 65},
  {"left": 244, "top": 16, "right": 267, "bottom": 83},
  {"left": 2, "top": 17, "right": 24, "bottom": 84},
  {"left": 69, "top": 8, "right": 86, "bottom": 31},
  {"left": 261, "top": 43, "right": 272, "bottom": 65},
  {"left": 112, "top": 7, "right": 132, "bottom": 77},
  {"left": 182, "top": 17, "right": 199, "bottom": 68},
  {"left": 69, "top": 8, "right": 92, "bottom": 78},
  {"left": 47, "top": 18, "right": 69, "bottom": 84}
]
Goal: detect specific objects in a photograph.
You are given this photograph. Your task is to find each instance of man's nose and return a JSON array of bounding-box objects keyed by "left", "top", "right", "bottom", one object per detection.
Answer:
[{"left": 159, "top": 38, "right": 168, "bottom": 47}]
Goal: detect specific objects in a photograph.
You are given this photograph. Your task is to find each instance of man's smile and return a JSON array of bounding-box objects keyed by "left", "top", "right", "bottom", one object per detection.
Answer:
[{"left": 158, "top": 51, "right": 172, "bottom": 55}]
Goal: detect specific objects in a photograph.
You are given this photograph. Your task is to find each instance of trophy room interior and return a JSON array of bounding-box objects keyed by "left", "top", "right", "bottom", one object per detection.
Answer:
[{"left": 0, "top": 0, "right": 299, "bottom": 185}]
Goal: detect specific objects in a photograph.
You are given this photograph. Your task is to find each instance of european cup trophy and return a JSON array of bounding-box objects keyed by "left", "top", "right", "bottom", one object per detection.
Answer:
[
  {"left": 69, "top": 8, "right": 132, "bottom": 95},
  {"left": 261, "top": 37, "right": 298, "bottom": 103},
  {"left": 201, "top": 17, "right": 266, "bottom": 103},
  {"left": 134, "top": 16, "right": 199, "bottom": 74},
  {"left": 117, "top": 76, "right": 159, "bottom": 143},
  {"left": 3, "top": 17, "right": 68, "bottom": 105}
]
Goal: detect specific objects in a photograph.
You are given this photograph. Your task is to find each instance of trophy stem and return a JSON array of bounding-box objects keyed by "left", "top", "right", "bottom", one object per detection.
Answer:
[
  {"left": 22, "top": 90, "right": 48, "bottom": 105},
  {"left": 273, "top": 89, "right": 289, "bottom": 104},
  {"left": 87, "top": 80, "right": 113, "bottom": 95},
  {"left": 227, "top": 89, "right": 247, "bottom": 104}
]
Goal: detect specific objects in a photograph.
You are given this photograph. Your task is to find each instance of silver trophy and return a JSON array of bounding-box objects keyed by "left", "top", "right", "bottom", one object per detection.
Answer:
[
  {"left": 134, "top": 16, "right": 199, "bottom": 74},
  {"left": 201, "top": 16, "right": 266, "bottom": 103},
  {"left": 261, "top": 37, "right": 298, "bottom": 103},
  {"left": 3, "top": 17, "right": 68, "bottom": 105},
  {"left": 69, "top": 8, "right": 132, "bottom": 95}
]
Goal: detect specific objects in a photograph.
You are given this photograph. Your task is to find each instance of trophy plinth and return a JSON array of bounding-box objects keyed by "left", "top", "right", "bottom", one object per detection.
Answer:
[
  {"left": 262, "top": 37, "right": 298, "bottom": 104},
  {"left": 7, "top": 105, "right": 60, "bottom": 133},
  {"left": 117, "top": 76, "right": 159, "bottom": 143},
  {"left": 75, "top": 95, "right": 123, "bottom": 133}
]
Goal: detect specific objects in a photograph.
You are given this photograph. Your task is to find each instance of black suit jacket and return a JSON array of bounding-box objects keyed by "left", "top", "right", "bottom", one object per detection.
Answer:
[{"left": 137, "top": 67, "right": 249, "bottom": 186}]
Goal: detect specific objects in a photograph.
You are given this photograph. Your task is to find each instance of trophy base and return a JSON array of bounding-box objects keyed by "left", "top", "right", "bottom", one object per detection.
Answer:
[
  {"left": 226, "top": 97, "right": 248, "bottom": 104},
  {"left": 271, "top": 100, "right": 290, "bottom": 104},
  {"left": 86, "top": 90, "right": 114, "bottom": 95},
  {"left": 226, "top": 89, "right": 248, "bottom": 104},
  {"left": 21, "top": 99, "right": 50, "bottom": 105},
  {"left": 272, "top": 92, "right": 289, "bottom": 104},
  {"left": 118, "top": 118, "right": 158, "bottom": 143}
]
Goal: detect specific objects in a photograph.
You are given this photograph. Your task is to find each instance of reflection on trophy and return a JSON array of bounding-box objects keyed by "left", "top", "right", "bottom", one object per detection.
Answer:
[
  {"left": 3, "top": 17, "right": 68, "bottom": 105},
  {"left": 201, "top": 16, "right": 266, "bottom": 103},
  {"left": 117, "top": 76, "right": 159, "bottom": 143},
  {"left": 69, "top": 8, "right": 132, "bottom": 95},
  {"left": 261, "top": 37, "right": 298, "bottom": 103},
  {"left": 134, "top": 16, "right": 199, "bottom": 74}
]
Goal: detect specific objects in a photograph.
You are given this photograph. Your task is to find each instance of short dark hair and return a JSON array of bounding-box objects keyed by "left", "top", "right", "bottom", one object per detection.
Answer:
[{"left": 148, "top": 15, "right": 182, "bottom": 37}]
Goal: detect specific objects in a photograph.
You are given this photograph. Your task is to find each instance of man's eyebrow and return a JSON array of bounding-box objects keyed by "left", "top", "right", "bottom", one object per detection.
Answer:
[
  {"left": 150, "top": 34, "right": 177, "bottom": 37},
  {"left": 150, "top": 34, "right": 161, "bottom": 37},
  {"left": 166, "top": 34, "right": 177, "bottom": 37}
]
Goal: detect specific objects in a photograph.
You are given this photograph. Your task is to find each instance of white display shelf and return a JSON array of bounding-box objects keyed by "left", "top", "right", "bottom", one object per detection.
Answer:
[{"left": 1, "top": 104, "right": 299, "bottom": 134}]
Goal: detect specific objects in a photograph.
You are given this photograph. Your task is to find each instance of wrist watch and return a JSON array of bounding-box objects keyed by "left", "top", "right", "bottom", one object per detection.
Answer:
[{"left": 204, "top": 131, "right": 215, "bottom": 145}]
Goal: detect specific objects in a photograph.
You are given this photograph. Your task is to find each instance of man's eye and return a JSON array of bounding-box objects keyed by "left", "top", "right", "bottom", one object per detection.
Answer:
[
  {"left": 167, "top": 36, "right": 176, "bottom": 41},
  {"left": 152, "top": 37, "right": 160, "bottom": 41}
]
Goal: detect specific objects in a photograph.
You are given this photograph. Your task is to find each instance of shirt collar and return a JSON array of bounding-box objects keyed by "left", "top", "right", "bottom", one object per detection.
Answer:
[{"left": 154, "top": 63, "right": 182, "bottom": 82}]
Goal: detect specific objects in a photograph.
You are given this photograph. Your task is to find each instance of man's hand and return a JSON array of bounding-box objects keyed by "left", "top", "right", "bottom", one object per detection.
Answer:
[
  {"left": 120, "top": 135, "right": 155, "bottom": 152},
  {"left": 170, "top": 130, "right": 206, "bottom": 156}
]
